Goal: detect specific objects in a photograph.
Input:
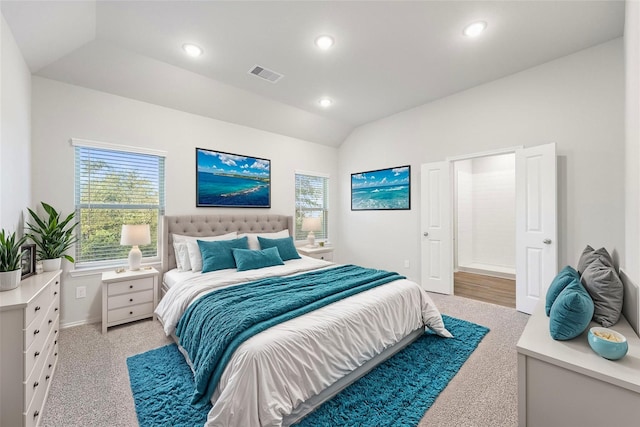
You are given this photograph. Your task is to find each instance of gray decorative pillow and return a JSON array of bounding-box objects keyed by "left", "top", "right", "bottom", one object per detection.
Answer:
[
  {"left": 577, "top": 245, "right": 613, "bottom": 274},
  {"left": 580, "top": 258, "right": 623, "bottom": 327}
]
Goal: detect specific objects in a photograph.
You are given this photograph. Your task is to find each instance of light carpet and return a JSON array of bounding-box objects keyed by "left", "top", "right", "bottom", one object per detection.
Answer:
[{"left": 127, "top": 315, "right": 488, "bottom": 427}]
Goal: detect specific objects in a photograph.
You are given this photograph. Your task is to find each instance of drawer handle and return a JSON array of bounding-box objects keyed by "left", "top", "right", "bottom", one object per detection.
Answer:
[
  {"left": 55, "top": 307, "right": 59, "bottom": 312},
  {"left": 35, "top": 306, "right": 41, "bottom": 312},
  {"left": 54, "top": 291, "right": 58, "bottom": 296},
  {"left": 46, "top": 375, "right": 50, "bottom": 381},
  {"left": 34, "top": 410, "right": 39, "bottom": 419},
  {"left": 55, "top": 340, "right": 58, "bottom": 345},
  {"left": 48, "top": 364, "right": 52, "bottom": 369},
  {"left": 54, "top": 352, "right": 58, "bottom": 357},
  {"left": 55, "top": 330, "right": 58, "bottom": 334},
  {"left": 34, "top": 329, "right": 40, "bottom": 336},
  {"left": 129, "top": 285, "right": 133, "bottom": 289},
  {"left": 33, "top": 381, "right": 39, "bottom": 388},
  {"left": 55, "top": 281, "right": 59, "bottom": 284},
  {"left": 48, "top": 319, "right": 53, "bottom": 325},
  {"left": 129, "top": 298, "right": 133, "bottom": 302},
  {"left": 129, "top": 311, "right": 133, "bottom": 315},
  {"left": 34, "top": 351, "right": 40, "bottom": 358}
]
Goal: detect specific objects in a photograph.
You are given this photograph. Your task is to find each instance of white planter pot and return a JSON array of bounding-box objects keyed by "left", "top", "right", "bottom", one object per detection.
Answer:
[
  {"left": 42, "top": 258, "right": 62, "bottom": 272},
  {"left": 0, "top": 269, "right": 21, "bottom": 291}
]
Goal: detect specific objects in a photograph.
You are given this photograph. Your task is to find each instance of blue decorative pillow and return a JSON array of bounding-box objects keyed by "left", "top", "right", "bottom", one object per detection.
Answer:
[
  {"left": 257, "top": 236, "right": 301, "bottom": 261},
  {"left": 232, "top": 247, "right": 284, "bottom": 272},
  {"left": 549, "top": 278, "right": 594, "bottom": 341},
  {"left": 198, "top": 237, "right": 249, "bottom": 273},
  {"left": 545, "top": 266, "right": 580, "bottom": 316}
]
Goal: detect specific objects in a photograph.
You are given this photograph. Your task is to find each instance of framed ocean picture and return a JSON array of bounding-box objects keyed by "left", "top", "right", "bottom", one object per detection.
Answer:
[
  {"left": 351, "top": 165, "right": 411, "bottom": 211},
  {"left": 196, "top": 148, "right": 271, "bottom": 208}
]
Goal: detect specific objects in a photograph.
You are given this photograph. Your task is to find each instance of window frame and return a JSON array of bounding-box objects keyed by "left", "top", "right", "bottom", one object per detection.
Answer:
[
  {"left": 294, "top": 170, "right": 329, "bottom": 242},
  {"left": 71, "top": 138, "right": 167, "bottom": 269}
]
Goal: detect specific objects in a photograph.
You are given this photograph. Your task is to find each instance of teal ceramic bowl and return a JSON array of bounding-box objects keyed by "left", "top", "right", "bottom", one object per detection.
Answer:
[{"left": 587, "top": 327, "right": 628, "bottom": 360}]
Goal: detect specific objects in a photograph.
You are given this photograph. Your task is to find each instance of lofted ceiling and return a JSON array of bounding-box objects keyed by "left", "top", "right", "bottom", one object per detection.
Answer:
[{"left": 1, "top": 1, "right": 625, "bottom": 147}]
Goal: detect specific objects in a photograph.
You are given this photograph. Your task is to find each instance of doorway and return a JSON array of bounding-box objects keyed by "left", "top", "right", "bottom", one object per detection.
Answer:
[
  {"left": 452, "top": 153, "right": 516, "bottom": 307},
  {"left": 420, "top": 143, "right": 557, "bottom": 314}
]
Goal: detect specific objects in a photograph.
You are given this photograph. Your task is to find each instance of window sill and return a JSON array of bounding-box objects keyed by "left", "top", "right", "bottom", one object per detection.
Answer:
[{"left": 69, "top": 261, "right": 161, "bottom": 278}]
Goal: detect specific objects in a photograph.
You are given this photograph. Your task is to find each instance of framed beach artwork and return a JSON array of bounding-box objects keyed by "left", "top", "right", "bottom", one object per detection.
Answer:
[
  {"left": 351, "top": 165, "right": 411, "bottom": 211},
  {"left": 196, "top": 148, "right": 271, "bottom": 208}
]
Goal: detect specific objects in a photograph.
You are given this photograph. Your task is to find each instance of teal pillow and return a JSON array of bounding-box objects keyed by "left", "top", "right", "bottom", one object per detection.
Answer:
[
  {"left": 257, "top": 236, "right": 301, "bottom": 261},
  {"left": 198, "top": 237, "right": 249, "bottom": 273},
  {"left": 549, "top": 279, "right": 594, "bottom": 341},
  {"left": 232, "top": 247, "right": 284, "bottom": 271},
  {"left": 545, "top": 266, "right": 580, "bottom": 316}
]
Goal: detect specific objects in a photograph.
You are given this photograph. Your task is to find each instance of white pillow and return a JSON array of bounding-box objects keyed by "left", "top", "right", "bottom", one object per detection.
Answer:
[
  {"left": 238, "top": 230, "right": 290, "bottom": 250},
  {"left": 173, "top": 232, "right": 238, "bottom": 272},
  {"left": 173, "top": 242, "right": 192, "bottom": 272}
]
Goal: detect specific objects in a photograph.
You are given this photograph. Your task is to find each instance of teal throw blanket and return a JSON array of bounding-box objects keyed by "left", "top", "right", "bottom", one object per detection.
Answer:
[{"left": 175, "top": 264, "right": 405, "bottom": 404}]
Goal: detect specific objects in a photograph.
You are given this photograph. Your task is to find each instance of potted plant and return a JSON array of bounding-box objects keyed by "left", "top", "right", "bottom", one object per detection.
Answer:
[
  {"left": 0, "top": 229, "right": 28, "bottom": 291},
  {"left": 26, "top": 202, "right": 79, "bottom": 271}
]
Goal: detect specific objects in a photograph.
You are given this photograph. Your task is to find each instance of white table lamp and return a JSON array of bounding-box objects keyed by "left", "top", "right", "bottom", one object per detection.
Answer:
[
  {"left": 120, "top": 224, "right": 151, "bottom": 271},
  {"left": 301, "top": 217, "right": 322, "bottom": 248}
]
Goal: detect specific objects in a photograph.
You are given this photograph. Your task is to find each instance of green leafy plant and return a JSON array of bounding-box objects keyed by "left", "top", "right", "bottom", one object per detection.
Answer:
[
  {"left": 26, "top": 202, "right": 79, "bottom": 263},
  {"left": 0, "top": 229, "right": 28, "bottom": 272}
]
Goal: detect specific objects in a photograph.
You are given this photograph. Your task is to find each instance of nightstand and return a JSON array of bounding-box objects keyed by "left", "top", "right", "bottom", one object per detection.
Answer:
[
  {"left": 297, "top": 246, "right": 334, "bottom": 261},
  {"left": 101, "top": 267, "right": 158, "bottom": 334}
]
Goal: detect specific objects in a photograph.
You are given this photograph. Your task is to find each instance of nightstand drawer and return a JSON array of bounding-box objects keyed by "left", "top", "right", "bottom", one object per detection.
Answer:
[
  {"left": 108, "top": 302, "right": 154, "bottom": 323},
  {"left": 108, "top": 277, "right": 154, "bottom": 296},
  {"left": 108, "top": 289, "right": 154, "bottom": 310}
]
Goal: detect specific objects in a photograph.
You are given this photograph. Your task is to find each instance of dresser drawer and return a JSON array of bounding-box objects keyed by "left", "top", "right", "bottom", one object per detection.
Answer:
[
  {"left": 108, "top": 302, "right": 154, "bottom": 324},
  {"left": 108, "top": 289, "right": 154, "bottom": 310},
  {"left": 107, "top": 277, "right": 154, "bottom": 296},
  {"left": 25, "top": 285, "right": 50, "bottom": 330}
]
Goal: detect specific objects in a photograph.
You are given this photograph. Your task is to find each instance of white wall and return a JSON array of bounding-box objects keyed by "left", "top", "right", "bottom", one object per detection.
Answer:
[
  {"left": 624, "top": 0, "right": 640, "bottom": 335},
  {"left": 456, "top": 154, "right": 515, "bottom": 271},
  {"left": 31, "top": 77, "right": 338, "bottom": 327},
  {"left": 0, "top": 14, "right": 31, "bottom": 232},
  {"left": 339, "top": 39, "right": 624, "bottom": 284}
]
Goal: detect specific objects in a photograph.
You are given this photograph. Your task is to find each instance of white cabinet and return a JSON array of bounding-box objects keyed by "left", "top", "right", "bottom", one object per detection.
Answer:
[
  {"left": 101, "top": 267, "right": 158, "bottom": 334},
  {"left": 0, "top": 270, "right": 61, "bottom": 427},
  {"left": 517, "top": 302, "right": 640, "bottom": 426},
  {"left": 297, "top": 246, "right": 334, "bottom": 261}
]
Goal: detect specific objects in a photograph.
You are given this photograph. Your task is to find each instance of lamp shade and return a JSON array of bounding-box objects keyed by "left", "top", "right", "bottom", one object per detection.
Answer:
[
  {"left": 301, "top": 217, "right": 322, "bottom": 232},
  {"left": 120, "top": 224, "right": 151, "bottom": 246}
]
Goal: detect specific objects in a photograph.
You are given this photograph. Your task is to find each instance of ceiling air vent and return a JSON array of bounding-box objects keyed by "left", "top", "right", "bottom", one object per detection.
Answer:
[{"left": 248, "top": 65, "right": 284, "bottom": 83}]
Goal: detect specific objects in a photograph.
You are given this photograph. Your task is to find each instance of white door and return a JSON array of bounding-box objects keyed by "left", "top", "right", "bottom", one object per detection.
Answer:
[
  {"left": 515, "top": 143, "right": 557, "bottom": 314},
  {"left": 420, "top": 162, "right": 452, "bottom": 294}
]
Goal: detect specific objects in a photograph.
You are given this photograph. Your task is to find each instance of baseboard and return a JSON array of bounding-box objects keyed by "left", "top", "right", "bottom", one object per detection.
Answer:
[
  {"left": 457, "top": 266, "right": 516, "bottom": 280},
  {"left": 60, "top": 316, "right": 101, "bottom": 329}
]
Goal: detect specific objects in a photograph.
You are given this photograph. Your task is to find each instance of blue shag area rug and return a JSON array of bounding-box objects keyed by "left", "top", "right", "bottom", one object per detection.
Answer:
[{"left": 127, "top": 315, "right": 489, "bottom": 427}]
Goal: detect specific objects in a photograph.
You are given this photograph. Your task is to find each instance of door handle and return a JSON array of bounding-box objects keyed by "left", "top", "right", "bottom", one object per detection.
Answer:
[
  {"left": 423, "top": 232, "right": 429, "bottom": 237},
  {"left": 543, "top": 239, "right": 552, "bottom": 244}
]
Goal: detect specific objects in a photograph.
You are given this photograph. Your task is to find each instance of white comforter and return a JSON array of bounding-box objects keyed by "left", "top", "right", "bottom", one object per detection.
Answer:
[{"left": 155, "top": 257, "right": 451, "bottom": 427}]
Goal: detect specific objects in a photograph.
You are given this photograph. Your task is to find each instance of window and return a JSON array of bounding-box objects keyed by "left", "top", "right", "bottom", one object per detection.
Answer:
[
  {"left": 295, "top": 171, "right": 329, "bottom": 241},
  {"left": 73, "top": 140, "right": 166, "bottom": 266}
]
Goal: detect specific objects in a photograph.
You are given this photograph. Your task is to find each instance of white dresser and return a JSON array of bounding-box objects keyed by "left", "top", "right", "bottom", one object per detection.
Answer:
[
  {"left": 0, "top": 270, "right": 61, "bottom": 427},
  {"left": 101, "top": 267, "right": 158, "bottom": 334},
  {"left": 517, "top": 301, "right": 640, "bottom": 426}
]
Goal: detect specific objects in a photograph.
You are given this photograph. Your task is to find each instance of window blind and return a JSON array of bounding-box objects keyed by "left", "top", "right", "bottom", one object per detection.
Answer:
[
  {"left": 74, "top": 145, "right": 165, "bottom": 265},
  {"left": 295, "top": 172, "right": 329, "bottom": 241}
]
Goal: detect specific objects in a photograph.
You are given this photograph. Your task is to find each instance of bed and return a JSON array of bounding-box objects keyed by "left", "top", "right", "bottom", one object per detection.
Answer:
[{"left": 156, "top": 214, "right": 451, "bottom": 427}]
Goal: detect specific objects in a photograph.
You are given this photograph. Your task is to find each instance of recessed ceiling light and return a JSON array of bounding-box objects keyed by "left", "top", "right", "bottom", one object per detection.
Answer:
[
  {"left": 318, "top": 97, "right": 333, "bottom": 108},
  {"left": 463, "top": 21, "right": 487, "bottom": 37},
  {"left": 182, "top": 43, "right": 203, "bottom": 57},
  {"left": 315, "top": 35, "right": 335, "bottom": 50}
]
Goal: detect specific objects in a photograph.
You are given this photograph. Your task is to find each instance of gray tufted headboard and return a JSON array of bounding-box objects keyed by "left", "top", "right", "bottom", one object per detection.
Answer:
[{"left": 162, "top": 214, "right": 294, "bottom": 273}]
